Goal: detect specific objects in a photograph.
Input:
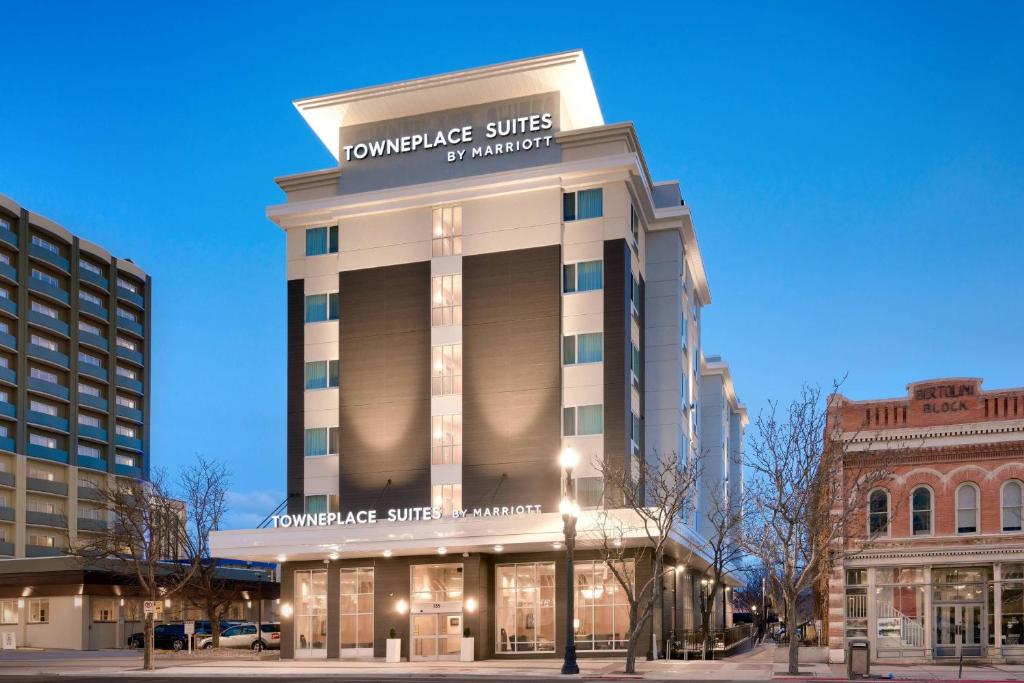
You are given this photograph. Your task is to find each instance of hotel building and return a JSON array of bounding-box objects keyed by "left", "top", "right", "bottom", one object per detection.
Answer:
[
  {"left": 820, "top": 378, "right": 1024, "bottom": 664},
  {"left": 211, "top": 51, "right": 744, "bottom": 661}
]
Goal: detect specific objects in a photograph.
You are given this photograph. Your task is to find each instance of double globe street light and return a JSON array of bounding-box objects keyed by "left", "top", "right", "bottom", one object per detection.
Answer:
[{"left": 558, "top": 447, "right": 581, "bottom": 675}]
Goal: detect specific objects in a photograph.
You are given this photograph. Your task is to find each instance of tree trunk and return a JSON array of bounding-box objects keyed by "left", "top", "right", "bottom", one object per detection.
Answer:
[
  {"left": 144, "top": 611, "right": 155, "bottom": 670},
  {"left": 786, "top": 599, "right": 799, "bottom": 675},
  {"left": 624, "top": 609, "right": 639, "bottom": 673},
  {"left": 210, "top": 603, "right": 221, "bottom": 648}
]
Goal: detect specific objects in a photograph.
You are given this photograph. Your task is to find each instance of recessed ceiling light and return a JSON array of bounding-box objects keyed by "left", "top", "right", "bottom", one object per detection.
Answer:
[
  {"left": 437, "top": 547, "right": 448, "bottom": 555},
  {"left": 276, "top": 554, "right": 287, "bottom": 563},
  {"left": 383, "top": 549, "right": 393, "bottom": 558},
  {"left": 493, "top": 545, "right": 504, "bottom": 552},
  {"left": 552, "top": 542, "right": 562, "bottom": 550},
  {"left": 328, "top": 552, "right": 338, "bottom": 560}
]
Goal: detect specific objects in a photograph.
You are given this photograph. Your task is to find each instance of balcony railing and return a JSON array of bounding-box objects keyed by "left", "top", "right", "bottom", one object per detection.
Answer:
[{"left": 668, "top": 624, "right": 755, "bottom": 659}]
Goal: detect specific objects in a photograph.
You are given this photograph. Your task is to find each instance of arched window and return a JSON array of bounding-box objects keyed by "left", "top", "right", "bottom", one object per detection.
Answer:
[
  {"left": 869, "top": 489, "right": 889, "bottom": 536},
  {"left": 911, "top": 487, "right": 932, "bottom": 535},
  {"left": 1003, "top": 481, "right": 1023, "bottom": 533},
  {"left": 956, "top": 483, "right": 979, "bottom": 534}
]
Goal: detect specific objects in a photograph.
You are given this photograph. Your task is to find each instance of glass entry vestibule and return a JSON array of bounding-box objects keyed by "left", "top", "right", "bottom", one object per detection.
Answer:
[
  {"left": 933, "top": 568, "right": 988, "bottom": 659},
  {"left": 410, "top": 564, "right": 464, "bottom": 661}
]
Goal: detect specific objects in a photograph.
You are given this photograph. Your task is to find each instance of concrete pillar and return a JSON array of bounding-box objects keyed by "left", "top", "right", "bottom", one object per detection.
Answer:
[
  {"left": 326, "top": 561, "right": 339, "bottom": 659},
  {"left": 867, "top": 567, "right": 877, "bottom": 658},
  {"left": 13, "top": 456, "right": 25, "bottom": 556},
  {"left": 994, "top": 563, "right": 1002, "bottom": 655},
  {"left": 923, "top": 566, "right": 932, "bottom": 655}
]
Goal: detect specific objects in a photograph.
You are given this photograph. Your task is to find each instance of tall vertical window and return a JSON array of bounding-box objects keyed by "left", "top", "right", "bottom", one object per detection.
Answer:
[
  {"left": 339, "top": 568, "right": 374, "bottom": 654},
  {"left": 294, "top": 570, "right": 327, "bottom": 653},
  {"left": 562, "top": 333, "right": 603, "bottom": 365},
  {"left": 868, "top": 489, "right": 889, "bottom": 536},
  {"left": 630, "top": 343, "right": 640, "bottom": 383},
  {"left": 574, "top": 559, "right": 632, "bottom": 651},
  {"left": 563, "top": 405, "right": 603, "bottom": 436},
  {"left": 1002, "top": 481, "right": 1023, "bottom": 532},
  {"left": 432, "top": 206, "right": 462, "bottom": 257},
  {"left": 630, "top": 275, "right": 640, "bottom": 315},
  {"left": 431, "top": 415, "right": 462, "bottom": 465},
  {"left": 304, "top": 293, "right": 339, "bottom": 323},
  {"left": 431, "top": 345, "right": 462, "bottom": 396},
  {"left": 956, "top": 483, "right": 979, "bottom": 534},
  {"left": 496, "top": 563, "right": 556, "bottom": 653},
  {"left": 431, "top": 275, "right": 462, "bottom": 326},
  {"left": 911, "top": 487, "right": 932, "bottom": 535},
  {"left": 305, "top": 226, "right": 339, "bottom": 256},
  {"left": 304, "top": 427, "right": 339, "bottom": 457},
  {"left": 431, "top": 483, "right": 461, "bottom": 516},
  {"left": 563, "top": 188, "right": 603, "bottom": 222},
  {"left": 630, "top": 413, "right": 641, "bottom": 451},
  {"left": 304, "top": 360, "right": 339, "bottom": 389},
  {"left": 0, "top": 599, "right": 16, "bottom": 625},
  {"left": 563, "top": 261, "right": 603, "bottom": 293},
  {"left": 630, "top": 204, "right": 640, "bottom": 244},
  {"left": 304, "top": 495, "right": 328, "bottom": 514}
]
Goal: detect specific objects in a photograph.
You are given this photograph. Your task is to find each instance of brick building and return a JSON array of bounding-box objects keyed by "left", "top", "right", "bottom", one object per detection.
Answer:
[{"left": 820, "top": 378, "right": 1024, "bottom": 664}]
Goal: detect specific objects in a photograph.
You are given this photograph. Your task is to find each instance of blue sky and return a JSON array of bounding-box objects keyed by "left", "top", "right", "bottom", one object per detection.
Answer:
[{"left": 2, "top": 2, "right": 1022, "bottom": 528}]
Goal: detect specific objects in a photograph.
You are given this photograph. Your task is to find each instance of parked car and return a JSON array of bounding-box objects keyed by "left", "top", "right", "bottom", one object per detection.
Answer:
[
  {"left": 126, "top": 621, "right": 245, "bottom": 650},
  {"left": 197, "top": 622, "right": 281, "bottom": 651}
]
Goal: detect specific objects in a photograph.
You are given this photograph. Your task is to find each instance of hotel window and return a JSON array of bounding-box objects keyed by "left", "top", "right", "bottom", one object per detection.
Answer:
[
  {"left": 562, "top": 188, "right": 603, "bottom": 222},
  {"left": 911, "top": 486, "right": 932, "bottom": 535},
  {"left": 30, "top": 366, "right": 59, "bottom": 384},
  {"left": 117, "top": 336, "right": 138, "bottom": 352},
  {"left": 430, "top": 274, "right": 462, "bottom": 326},
  {"left": 0, "top": 252, "right": 8, "bottom": 266},
  {"left": 630, "top": 343, "right": 640, "bottom": 383},
  {"left": 0, "top": 599, "right": 16, "bottom": 625},
  {"left": 30, "top": 399, "right": 58, "bottom": 417},
  {"left": 304, "top": 293, "right": 339, "bottom": 323},
  {"left": 432, "top": 483, "right": 461, "bottom": 517},
  {"left": 31, "top": 235, "right": 60, "bottom": 255},
  {"left": 630, "top": 275, "right": 640, "bottom": 316},
  {"left": 29, "top": 432, "right": 58, "bottom": 450},
  {"left": 294, "top": 570, "right": 327, "bottom": 653},
  {"left": 496, "top": 563, "right": 556, "bottom": 653},
  {"left": 431, "top": 414, "right": 462, "bottom": 465},
  {"left": 868, "top": 489, "right": 889, "bottom": 536},
  {"left": 79, "top": 382, "right": 102, "bottom": 398},
  {"left": 0, "top": 388, "right": 9, "bottom": 403},
  {"left": 116, "top": 394, "right": 137, "bottom": 410},
  {"left": 116, "top": 423, "right": 138, "bottom": 439},
  {"left": 431, "top": 206, "right": 462, "bottom": 257},
  {"left": 576, "top": 477, "right": 605, "bottom": 509},
  {"left": 79, "top": 289, "right": 103, "bottom": 306},
  {"left": 305, "top": 226, "right": 339, "bottom": 256},
  {"left": 304, "top": 427, "right": 339, "bottom": 457},
  {"left": 115, "top": 453, "right": 136, "bottom": 468},
  {"left": 28, "top": 467, "right": 55, "bottom": 481},
  {"left": 79, "top": 319, "right": 102, "bottom": 336},
  {"left": 79, "top": 350, "right": 103, "bottom": 368},
  {"left": 1003, "top": 481, "right": 1023, "bottom": 532},
  {"left": 117, "top": 306, "right": 139, "bottom": 323},
  {"left": 28, "top": 598, "right": 49, "bottom": 624},
  {"left": 410, "top": 564, "right": 463, "bottom": 604},
  {"left": 0, "top": 320, "right": 8, "bottom": 336},
  {"left": 78, "top": 444, "right": 102, "bottom": 458},
  {"left": 116, "top": 365, "right": 138, "bottom": 380},
  {"left": 31, "top": 300, "right": 59, "bottom": 320},
  {"left": 574, "top": 559, "right": 632, "bottom": 651},
  {"left": 956, "top": 483, "right": 979, "bottom": 534},
  {"left": 79, "top": 259, "right": 103, "bottom": 276},
  {"left": 339, "top": 568, "right": 374, "bottom": 653},
  {"left": 563, "top": 260, "right": 602, "bottom": 293},
  {"left": 0, "top": 286, "right": 10, "bottom": 300},
  {"left": 92, "top": 598, "right": 116, "bottom": 622},
  {"left": 630, "top": 204, "right": 640, "bottom": 245},
  {"left": 28, "top": 534, "right": 56, "bottom": 550},
  {"left": 0, "top": 218, "right": 9, "bottom": 233},
  {"left": 304, "top": 360, "right": 339, "bottom": 390},
  {"left": 117, "top": 276, "right": 141, "bottom": 294},
  {"left": 563, "top": 333, "right": 602, "bottom": 365},
  {"left": 30, "top": 333, "right": 59, "bottom": 352},
  {"left": 431, "top": 344, "right": 462, "bottom": 396},
  {"left": 630, "top": 413, "right": 641, "bottom": 451},
  {"left": 31, "top": 267, "right": 61, "bottom": 289},
  {"left": 28, "top": 498, "right": 62, "bottom": 515},
  {"left": 563, "top": 405, "right": 603, "bottom": 437},
  {"left": 304, "top": 495, "right": 328, "bottom": 514}
]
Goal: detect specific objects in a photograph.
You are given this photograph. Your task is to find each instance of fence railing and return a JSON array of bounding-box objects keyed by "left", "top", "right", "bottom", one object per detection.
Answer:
[{"left": 668, "top": 624, "right": 755, "bottom": 658}]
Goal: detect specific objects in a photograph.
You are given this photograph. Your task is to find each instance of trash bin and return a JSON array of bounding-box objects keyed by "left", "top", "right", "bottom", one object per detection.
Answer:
[{"left": 847, "top": 638, "right": 870, "bottom": 679}]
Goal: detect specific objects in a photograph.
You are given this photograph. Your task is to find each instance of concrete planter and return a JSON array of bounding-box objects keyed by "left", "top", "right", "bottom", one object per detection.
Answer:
[
  {"left": 386, "top": 638, "right": 401, "bottom": 663},
  {"left": 460, "top": 637, "right": 474, "bottom": 662}
]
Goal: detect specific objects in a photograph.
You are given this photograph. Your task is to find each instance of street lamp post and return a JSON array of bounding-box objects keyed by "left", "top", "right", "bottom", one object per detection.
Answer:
[{"left": 559, "top": 448, "right": 580, "bottom": 676}]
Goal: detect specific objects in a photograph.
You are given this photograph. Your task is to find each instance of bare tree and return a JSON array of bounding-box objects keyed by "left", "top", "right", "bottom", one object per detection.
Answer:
[
  {"left": 743, "top": 383, "right": 898, "bottom": 675},
  {"left": 695, "top": 488, "right": 745, "bottom": 659},
  {"left": 68, "top": 470, "right": 196, "bottom": 670},
  {"left": 179, "top": 456, "right": 233, "bottom": 648},
  {"left": 586, "top": 450, "right": 699, "bottom": 674}
]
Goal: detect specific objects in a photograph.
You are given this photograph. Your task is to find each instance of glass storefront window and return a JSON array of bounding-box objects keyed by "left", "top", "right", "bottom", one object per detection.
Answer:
[
  {"left": 295, "top": 569, "right": 327, "bottom": 653},
  {"left": 574, "top": 560, "right": 633, "bottom": 651},
  {"left": 496, "top": 563, "right": 556, "bottom": 653},
  {"left": 875, "top": 585, "right": 926, "bottom": 649},
  {"left": 933, "top": 567, "right": 990, "bottom": 603},
  {"left": 1002, "top": 582, "right": 1024, "bottom": 646},
  {"left": 410, "top": 564, "right": 463, "bottom": 604},
  {"left": 340, "top": 568, "right": 374, "bottom": 653}
]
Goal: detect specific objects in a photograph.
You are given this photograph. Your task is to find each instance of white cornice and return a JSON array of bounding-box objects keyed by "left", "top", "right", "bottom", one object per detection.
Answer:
[{"left": 843, "top": 418, "right": 1024, "bottom": 450}]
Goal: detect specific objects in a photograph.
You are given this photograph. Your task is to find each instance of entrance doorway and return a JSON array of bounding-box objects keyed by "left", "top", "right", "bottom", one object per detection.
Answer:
[
  {"left": 411, "top": 612, "right": 462, "bottom": 660},
  {"left": 934, "top": 604, "right": 984, "bottom": 658}
]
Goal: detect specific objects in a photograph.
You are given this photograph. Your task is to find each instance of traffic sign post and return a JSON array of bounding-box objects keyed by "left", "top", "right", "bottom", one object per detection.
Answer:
[{"left": 184, "top": 620, "right": 195, "bottom": 652}]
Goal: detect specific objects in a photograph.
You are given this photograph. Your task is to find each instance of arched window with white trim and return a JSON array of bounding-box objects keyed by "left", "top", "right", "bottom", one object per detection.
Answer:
[
  {"left": 911, "top": 486, "right": 932, "bottom": 535},
  {"left": 869, "top": 489, "right": 890, "bottom": 537},
  {"left": 956, "top": 483, "right": 979, "bottom": 534},
  {"left": 1002, "top": 480, "right": 1023, "bottom": 533}
]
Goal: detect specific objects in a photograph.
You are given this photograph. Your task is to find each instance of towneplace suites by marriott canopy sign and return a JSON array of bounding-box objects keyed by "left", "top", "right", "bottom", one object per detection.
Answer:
[
  {"left": 336, "top": 92, "right": 562, "bottom": 194},
  {"left": 270, "top": 504, "right": 544, "bottom": 529}
]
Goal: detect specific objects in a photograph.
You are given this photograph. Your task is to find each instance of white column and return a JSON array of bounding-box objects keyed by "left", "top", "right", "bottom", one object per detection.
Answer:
[
  {"left": 923, "top": 566, "right": 933, "bottom": 655},
  {"left": 994, "top": 563, "right": 1002, "bottom": 656}
]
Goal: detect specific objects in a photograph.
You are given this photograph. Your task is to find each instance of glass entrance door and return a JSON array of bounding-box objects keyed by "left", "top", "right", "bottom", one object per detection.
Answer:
[
  {"left": 934, "top": 604, "right": 985, "bottom": 658},
  {"left": 411, "top": 613, "right": 461, "bottom": 660}
]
